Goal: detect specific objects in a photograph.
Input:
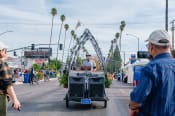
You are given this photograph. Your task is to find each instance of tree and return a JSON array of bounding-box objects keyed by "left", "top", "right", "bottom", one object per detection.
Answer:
[
  {"left": 49, "top": 8, "right": 57, "bottom": 49},
  {"left": 33, "top": 64, "right": 40, "bottom": 72},
  {"left": 112, "top": 46, "right": 122, "bottom": 72},
  {"left": 56, "top": 14, "right": 66, "bottom": 71},
  {"left": 48, "top": 8, "right": 57, "bottom": 70},
  {"left": 73, "top": 34, "right": 77, "bottom": 46},
  {"left": 119, "top": 21, "right": 126, "bottom": 51},
  {"left": 62, "top": 24, "right": 69, "bottom": 64},
  {"left": 107, "top": 40, "right": 114, "bottom": 72},
  {"left": 107, "top": 45, "right": 122, "bottom": 72},
  {"left": 108, "top": 40, "right": 114, "bottom": 59},
  {"left": 67, "top": 30, "right": 75, "bottom": 61},
  {"left": 107, "top": 34, "right": 122, "bottom": 73},
  {"left": 115, "top": 32, "right": 120, "bottom": 44},
  {"left": 76, "top": 56, "right": 82, "bottom": 67},
  {"left": 49, "top": 59, "right": 62, "bottom": 71}
]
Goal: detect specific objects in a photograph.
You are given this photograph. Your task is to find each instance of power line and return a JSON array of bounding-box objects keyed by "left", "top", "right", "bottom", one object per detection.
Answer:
[{"left": 0, "top": 21, "right": 165, "bottom": 26}]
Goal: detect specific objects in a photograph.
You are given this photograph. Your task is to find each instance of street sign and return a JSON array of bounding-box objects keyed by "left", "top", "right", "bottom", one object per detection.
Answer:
[
  {"left": 130, "top": 54, "right": 136, "bottom": 64},
  {"left": 137, "top": 51, "right": 149, "bottom": 59},
  {"left": 24, "top": 48, "right": 52, "bottom": 58}
]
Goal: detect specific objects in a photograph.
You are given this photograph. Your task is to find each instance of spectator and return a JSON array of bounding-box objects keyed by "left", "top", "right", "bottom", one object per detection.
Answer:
[
  {"left": 82, "top": 54, "right": 96, "bottom": 72},
  {"left": 129, "top": 30, "right": 175, "bottom": 116},
  {"left": 0, "top": 41, "right": 21, "bottom": 115},
  {"left": 29, "top": 67, "right": 34, "bottom": 85}
]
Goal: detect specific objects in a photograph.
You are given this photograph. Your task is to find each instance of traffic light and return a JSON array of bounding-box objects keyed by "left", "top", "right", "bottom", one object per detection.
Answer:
[
  {"left": 31, "top": 44, "right": 35, "bottom": 50},
  {"left": 59, "top": 44, "right": 63, "bottom": 50},
  {"left": 137, "top": 51, "right": 150, "bottom": 59},
  {"left": 13, "top": 51, "right": 17, "bottom": 56}
]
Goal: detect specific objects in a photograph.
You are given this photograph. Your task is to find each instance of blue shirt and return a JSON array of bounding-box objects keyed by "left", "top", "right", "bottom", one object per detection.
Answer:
[{"left": 130, "top": 53, "right": 175, "bottom": 116}]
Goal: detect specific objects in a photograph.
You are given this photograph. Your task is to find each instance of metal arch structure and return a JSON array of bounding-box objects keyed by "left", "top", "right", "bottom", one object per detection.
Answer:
[{"left": 69, "top": 28, "right": 106, "bottom": 72}]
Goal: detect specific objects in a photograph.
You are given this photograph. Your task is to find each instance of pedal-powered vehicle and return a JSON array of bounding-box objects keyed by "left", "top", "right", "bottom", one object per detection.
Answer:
[{"left": 65, "top": 70, "right": 108, "bottom": 108}]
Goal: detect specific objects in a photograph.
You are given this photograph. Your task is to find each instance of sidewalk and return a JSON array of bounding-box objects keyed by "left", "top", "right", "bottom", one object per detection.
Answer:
[{"left": 13, "top": 77, "right": 57, "bottom": 85}]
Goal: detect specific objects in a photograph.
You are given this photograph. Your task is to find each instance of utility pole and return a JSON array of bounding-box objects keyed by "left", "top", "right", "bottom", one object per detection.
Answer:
[
  {"left": 170, "top": 20, "right": 175, "bottom": 49},
  {"left": 123, "top": 51, "right": 125, "bottom": 67},
  {"left": 165, "top": 0, "right": 168, "bottom": 31}
]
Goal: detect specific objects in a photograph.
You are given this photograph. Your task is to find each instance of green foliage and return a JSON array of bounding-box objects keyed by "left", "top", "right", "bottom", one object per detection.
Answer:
[
  {"left": 115, "top": 32, "right": 120, "bottom": 39},
  {"left": 50, "top": 59, "right": 62, "bottom": 70},
  {"left": 120, "top": 20, "right": 126, "bottom": 31},
  {"left": 76, "top": 56, "right": 82, "bottom": 67},
  {"left": 105, "top": 77, "right": 112, "bottom": 88},
  {"left": 40, "top": 63, "right": 46, "bottom": 70},
  {"left": 33, "top": 64, "right": 40, "bottom": 72},
  {"left": 113, "top": 46, "right": 122, "bottom": 69},
  {"left": 51, "top": 8, "right": 57, "bottom": 16},
  {"left": 71, "top": 30, "right": 75, "bottom": 36},
  {"left": 37, "top": 71, "right": 44, "bottom": 80},
  {"left": 60, "top": 14, "right": 66, "bottom": 22},
  {"left": 59, "top": 74, "right": 68, "bottom": 87},
  {"left": 64, "top": 24, "right": 69, "bottom": 31},
  {"left": 107, "top": 45, "right": 122, "bottom": 73}
]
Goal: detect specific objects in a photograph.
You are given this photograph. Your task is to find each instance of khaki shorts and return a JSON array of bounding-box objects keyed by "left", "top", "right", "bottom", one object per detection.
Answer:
[{"left": 0, "top": 94, "right": 7, "bottom": 116}]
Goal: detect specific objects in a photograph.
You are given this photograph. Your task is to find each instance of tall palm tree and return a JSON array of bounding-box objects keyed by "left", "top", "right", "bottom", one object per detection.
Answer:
[
  {"left": 114, "top": 32, "right": 120, "bottom": 48},
  {"left": 49, "top": 8, "right": 57, "bottom": 49},
  {"left": 66, "top": 30, "right": 75, "bottom": 67},
  {"left": 49, "top": 8, "right": 57, "bottom": 70},
  {"left": 119, "top": 21, "right": 126, "bottom": 51},
  {"left": 56, "top": 14, "right": 66, "bottom": 70},
  {"left": 111, "top": 40, "right": 114, "bottom": 56},
  {"left": 108, "top": 40, "right": 114, "bottom": 59},
  {"left": 62, "top": 24, "right": 69, "bottom": 64},
  {"left": 115, "top": 32, "right": 120, "bottom": 43},
  {"left": 72, "top": 33, "right": 77, "bottom": 47},
  {"left": 67, "top": 30, "right": 75, "bottom": 58}
]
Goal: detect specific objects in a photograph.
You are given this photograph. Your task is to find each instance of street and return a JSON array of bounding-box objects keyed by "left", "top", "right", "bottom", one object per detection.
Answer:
[{"left": 8, "top": 79, "right": 133, "bottom": 116}]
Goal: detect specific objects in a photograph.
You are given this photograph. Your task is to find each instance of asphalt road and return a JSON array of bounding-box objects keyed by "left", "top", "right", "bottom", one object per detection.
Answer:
[{"left": 7, "top": 79, "right": 133, "bottom": 116}]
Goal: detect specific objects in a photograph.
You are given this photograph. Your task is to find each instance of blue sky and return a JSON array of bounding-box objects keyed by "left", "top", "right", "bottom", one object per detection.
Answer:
[{"left": 0, "top": 0, "right": 175, "bottom": 62}]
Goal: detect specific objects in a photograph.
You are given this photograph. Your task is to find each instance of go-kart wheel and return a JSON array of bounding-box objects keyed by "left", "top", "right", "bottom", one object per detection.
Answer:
[
  {"left": 66, "top": 94, "right": 69, "bottom": 108},
  {"left": 104, "top": 100, "right": 107, "bottom": 108}
]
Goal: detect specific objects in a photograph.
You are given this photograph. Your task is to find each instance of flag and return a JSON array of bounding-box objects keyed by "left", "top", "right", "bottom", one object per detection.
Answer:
[{"left": 75, "top": 21, "right": 81, "bottom": 30}]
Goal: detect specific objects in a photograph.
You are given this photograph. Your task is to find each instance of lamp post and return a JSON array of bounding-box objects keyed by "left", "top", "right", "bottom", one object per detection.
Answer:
[
  {"left": 0, "top": 30, "right": 13, "bottom": 37},
  {"left": 165, "top": 0, "right": 168, "bottom": 31},
  {"left": 126, "top": 33, "right": 140, "bottom": 51},
  {"left": 170, "top": 20, "right": 175, "bottom": 49}
]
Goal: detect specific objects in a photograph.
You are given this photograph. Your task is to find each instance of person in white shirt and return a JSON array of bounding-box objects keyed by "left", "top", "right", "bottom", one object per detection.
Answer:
[{"left": 82, "top": 54, "right": 96, "bottom": 72}]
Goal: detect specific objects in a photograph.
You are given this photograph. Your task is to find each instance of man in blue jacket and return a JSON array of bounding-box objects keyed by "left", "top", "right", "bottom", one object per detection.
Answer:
[{"left": 129, "top": 29, "right": 175, "bottom": 116}]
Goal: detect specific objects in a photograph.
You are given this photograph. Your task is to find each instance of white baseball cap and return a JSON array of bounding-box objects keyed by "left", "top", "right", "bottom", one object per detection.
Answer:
[
  {"left": 0, "top": 41, "right": 8, "bottom": 50},
  {"left": 145, "top": 29, "right": 171, "bottom": 46}
]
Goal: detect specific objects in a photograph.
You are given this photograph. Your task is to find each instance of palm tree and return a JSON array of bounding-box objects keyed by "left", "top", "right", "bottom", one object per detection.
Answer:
[
  {"left": 49, "top": 8, "right": 57, "bottom": 70},
  {"left": 73, "top": 33, "right": 77, "bottom": 47},
  {"left": 67, "top": 30, "right": 75, "bottom": 58},
  {"left": 62, "top": 24, "right": 69, "bottom": 64},
  {"left": 56, "top": 14, "right": 66, "bottom": 70},
  {"left": 119, "top": 21, "right": 126, "bottom": 51},
  {"left": 113, "top": 32, "right": 120, "bottom": 48},
  {"left": 49, "top": 8, "right": 57, "bottom": 49},
  {"left": 111, "top": 40, "right": 114, "bottom": 55},
  {"left": 66, "top": 30, "right": 75, "bottom": 67},
  {"left": 108, "top": 40, "right": 114, "bottom": 59},
  {"left": 115, "top": 32, "right": 120, "bottom": 43}
]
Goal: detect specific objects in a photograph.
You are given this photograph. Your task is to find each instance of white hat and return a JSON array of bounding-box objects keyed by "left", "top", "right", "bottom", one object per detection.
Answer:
[
  {"left": 0, "top": 41, "right": 8, "bottom": 50},
  {"left": 146, "top": 29, "right": 171, "bottom": 46}
]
